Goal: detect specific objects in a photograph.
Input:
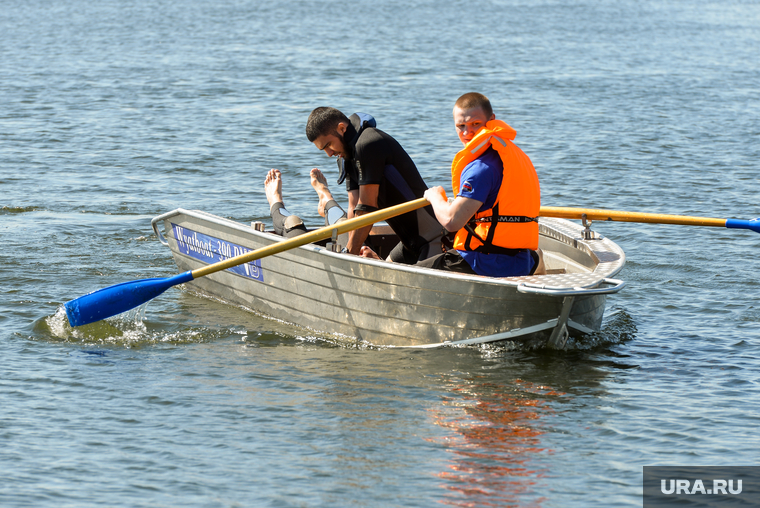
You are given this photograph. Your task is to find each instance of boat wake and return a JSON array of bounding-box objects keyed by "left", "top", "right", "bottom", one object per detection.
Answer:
[
  {"left": 474, "top": 306, "right": 637, "bottom": 354},
  {"left": 565, "top": 307, "right": 637, "bottom": 350},
  {"left": 35, "top": 306, "right": 232, "bottom": 347}
]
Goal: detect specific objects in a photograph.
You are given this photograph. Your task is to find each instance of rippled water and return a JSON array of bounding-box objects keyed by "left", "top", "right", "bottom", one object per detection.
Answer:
[{"left": 2, "top": 0, "right": 760, "bottom": 506}]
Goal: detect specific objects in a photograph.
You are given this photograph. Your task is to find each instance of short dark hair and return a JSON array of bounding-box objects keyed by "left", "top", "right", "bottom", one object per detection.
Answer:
[
  {"left": 454, "top": 92, "right": 494, "bottom": 119},
  {"left": 306, "top": 107, "right": 350, "bottom": 142}
]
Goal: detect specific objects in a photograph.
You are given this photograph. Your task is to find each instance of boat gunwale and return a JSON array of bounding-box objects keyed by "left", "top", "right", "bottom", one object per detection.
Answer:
[{"left": 155, "top": 208, "right": 625, "bottom": 291}]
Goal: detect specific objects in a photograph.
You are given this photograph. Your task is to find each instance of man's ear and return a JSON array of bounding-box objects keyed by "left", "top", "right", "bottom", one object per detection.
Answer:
[
  {"left": 489, "top": 113, "right": 496, "bottom": 121},
  {"left": 336, "top": 122, "right": 348, "bottom": 135}
]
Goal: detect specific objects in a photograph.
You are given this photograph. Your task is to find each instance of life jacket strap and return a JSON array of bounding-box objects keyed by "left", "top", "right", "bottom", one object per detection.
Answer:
[
  {"left": 472, "top": 215, "right": 538, "bottom": 224},
  {"left": 462, "top": 202, "right": 533, "bottom": 255}
]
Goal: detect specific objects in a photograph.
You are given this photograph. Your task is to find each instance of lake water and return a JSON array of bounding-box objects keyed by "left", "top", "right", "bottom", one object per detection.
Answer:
[{"left": 2, "top": 0, "right": 759, "bottom": 506}]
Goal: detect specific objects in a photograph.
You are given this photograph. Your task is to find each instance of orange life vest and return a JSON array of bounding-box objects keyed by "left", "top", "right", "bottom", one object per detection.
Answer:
[{"left": 451, "top": 119, "right": 540, "bottom": 252}]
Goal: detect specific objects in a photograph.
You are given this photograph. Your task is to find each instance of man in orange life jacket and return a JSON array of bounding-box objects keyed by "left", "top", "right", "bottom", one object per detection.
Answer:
[{"left": 396, "top": 93, "right": 544, "bottom": 277}]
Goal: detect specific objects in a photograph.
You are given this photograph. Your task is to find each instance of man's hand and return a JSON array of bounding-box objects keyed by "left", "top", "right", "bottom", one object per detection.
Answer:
[
  {"left": 424, "top": 186, "right": 447, "bottom": 205},
  {"left": 345, "top": 184, "right": 380, "bottom": 254}
]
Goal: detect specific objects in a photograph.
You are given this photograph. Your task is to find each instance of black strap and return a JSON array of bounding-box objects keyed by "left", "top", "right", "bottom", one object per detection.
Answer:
[
  {"left": 482, "top": 201, "right": 500, "bottom": 249},
  {"left": 462, "top": 203, "right": 527, "bottom": 256},
  {"left": 477, "top": 244, "right": 524, "bottom": 256},
  {"left": 354, "top": 203, "right": 379, "bottom": 213},
  {"left": 472, "top": 215, "right": 538, "bottom": 224},
  {"left": 336, "top": 158, "right": 347, "bottom": 185},
  {"left": 463, "top": 223, "right": 480, "bottom": 252}
]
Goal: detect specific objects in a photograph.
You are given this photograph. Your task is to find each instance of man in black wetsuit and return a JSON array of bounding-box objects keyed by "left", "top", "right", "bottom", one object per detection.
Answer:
[{"left": 305, "top": 107, "right": 443, "bottom": 263}]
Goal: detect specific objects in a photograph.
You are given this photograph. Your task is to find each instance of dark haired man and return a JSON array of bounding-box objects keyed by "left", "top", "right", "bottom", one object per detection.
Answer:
[
  {"left": 305, "top": 107, "right": 443, "bottom": 263},
  {"left": 363, "top": 93, "right": 544, "bottom": 277}
]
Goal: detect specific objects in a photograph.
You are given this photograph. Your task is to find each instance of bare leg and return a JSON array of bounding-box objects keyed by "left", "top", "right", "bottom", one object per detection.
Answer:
[
  {"left": 264, "top": 168, "right": 305, "bottom": 238},
  {"left": 310, "top": 168, "right": 346, "bottom": 226},
  {"left": 310, "top": 168, "right": 334, "bottom": 217},
  {"left": 265, "top": 169, "right": 284, "bottom": 208}
]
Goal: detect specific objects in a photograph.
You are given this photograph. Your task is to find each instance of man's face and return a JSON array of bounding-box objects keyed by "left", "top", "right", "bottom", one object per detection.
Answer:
[
  {"left": 313, "top": 122, "right": 348, "bottom": 158},
  {"left": 453, "top": 106, "right": 494, "bottom": 145}
]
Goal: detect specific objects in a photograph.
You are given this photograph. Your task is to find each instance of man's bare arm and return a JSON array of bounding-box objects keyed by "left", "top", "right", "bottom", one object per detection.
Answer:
[{"left": 424, "top": 186, "right": 482, "bottom": 232}]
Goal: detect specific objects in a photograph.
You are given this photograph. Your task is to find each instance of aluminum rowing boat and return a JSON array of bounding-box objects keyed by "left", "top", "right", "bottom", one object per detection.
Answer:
[{"left": 152, "top": 209, "right": 626, "bottom": 348}]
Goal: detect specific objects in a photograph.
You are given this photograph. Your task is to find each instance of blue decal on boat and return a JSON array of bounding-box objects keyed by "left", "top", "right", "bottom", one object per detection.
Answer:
[{"left": 171, "top": 223, "right": 264, "bottom": 282}]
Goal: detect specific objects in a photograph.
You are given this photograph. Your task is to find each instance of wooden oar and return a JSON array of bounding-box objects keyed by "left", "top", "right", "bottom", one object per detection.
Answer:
[
  {"left": 65, "top": 197, "right": 430, "bottom": 327},
  {"left": 540, "top": 207, "right": 760, "bottom": 233}
]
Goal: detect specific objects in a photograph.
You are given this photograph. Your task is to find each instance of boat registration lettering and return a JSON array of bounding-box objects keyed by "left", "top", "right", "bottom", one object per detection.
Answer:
[{"left": 171, "top": 223, "right": 264, "bottom": 282}]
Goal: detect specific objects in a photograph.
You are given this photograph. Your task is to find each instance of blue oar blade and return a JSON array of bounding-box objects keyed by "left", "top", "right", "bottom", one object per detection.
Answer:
[
  {"left": 65, "top": 271, "right": 194, "bottom": 327},
  {"left": 726, "top": 218, "right": 760, "bottom": 234}
]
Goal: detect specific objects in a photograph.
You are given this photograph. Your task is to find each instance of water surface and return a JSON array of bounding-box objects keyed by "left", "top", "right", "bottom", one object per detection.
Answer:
[{"left": 2, "top": 0, "right": 759, "bottom": 506}]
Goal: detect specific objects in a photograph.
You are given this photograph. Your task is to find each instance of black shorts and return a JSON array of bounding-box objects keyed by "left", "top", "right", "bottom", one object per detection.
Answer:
[{"left": 414, "top": 250, "right": 477, "bottom": 275}]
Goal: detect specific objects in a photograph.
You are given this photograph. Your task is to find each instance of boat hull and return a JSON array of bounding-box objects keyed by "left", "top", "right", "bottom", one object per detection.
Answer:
[{"left": 153, "top": 210, "right": 625, "bottom": 348}]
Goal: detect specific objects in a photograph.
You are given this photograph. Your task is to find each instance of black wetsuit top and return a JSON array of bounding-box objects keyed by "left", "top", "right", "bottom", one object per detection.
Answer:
[{"left": 340, "top": 113, "right": 442, "bottom": 257}]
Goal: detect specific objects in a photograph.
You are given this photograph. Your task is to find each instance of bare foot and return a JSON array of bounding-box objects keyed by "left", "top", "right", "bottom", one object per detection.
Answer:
[
  {"left": 310, "top": 168, "right": 334, "bottom": 217},
  {"left": 360, "top": 246, "right": 382, "bottom": 260},
  {"left": 265, "top": 169, "right": 283, "bottom": 207}
]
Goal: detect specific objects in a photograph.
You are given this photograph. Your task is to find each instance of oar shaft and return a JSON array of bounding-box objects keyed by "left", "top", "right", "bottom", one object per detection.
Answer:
[
  {"left": 191, "top": 197, "right": 430, "bottom": 279},
  {"left": 539, "top": 206, "right": 728, "bottom": 228},
  {"left": 63, "top": 197, "right": 430, "bottom": 328}
]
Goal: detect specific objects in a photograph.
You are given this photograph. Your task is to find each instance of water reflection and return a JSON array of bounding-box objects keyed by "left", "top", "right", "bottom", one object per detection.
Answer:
[
  {"left": 429, "top": 375, "right": 561, "bottom": 507},
  {"left": 422, "top": 311, "right": 637, "bottom": 506}
]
